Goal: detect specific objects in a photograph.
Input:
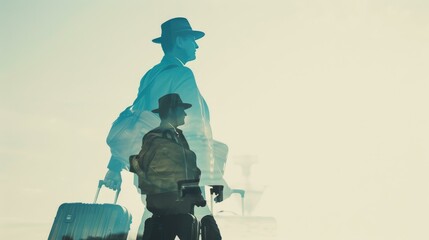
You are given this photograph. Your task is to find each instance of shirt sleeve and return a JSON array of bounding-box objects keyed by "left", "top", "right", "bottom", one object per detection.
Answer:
[
  {"left": 171, "top": 67, "right": 212, "bottom": 140},
  {"left": 107, "top": 157, "right": 124, "bottom": 172},
  {"left": 171, "top": 68, "right": 226, "bottom": 183}
]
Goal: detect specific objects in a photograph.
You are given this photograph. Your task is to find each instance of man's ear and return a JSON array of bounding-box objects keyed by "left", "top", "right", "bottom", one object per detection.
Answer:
[
  {"left": 175, "top": 35, "right": 185, "bottom": 48},
  {"left": 167, "top": 108, "right": 175, "bottom": 119}
]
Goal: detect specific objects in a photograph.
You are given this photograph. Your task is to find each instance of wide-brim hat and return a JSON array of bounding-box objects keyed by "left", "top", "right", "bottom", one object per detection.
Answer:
[
  {"left": 152, "top": 93, "right": 192, "bottom": 113},
  {"left": 152, "top": 17, "right": 205, "bottom": 44}
]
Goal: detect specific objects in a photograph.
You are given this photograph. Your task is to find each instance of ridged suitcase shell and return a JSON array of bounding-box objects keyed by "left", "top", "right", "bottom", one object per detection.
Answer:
[{"left": 48, "top": 202, "right": 132, "bottom": 240}]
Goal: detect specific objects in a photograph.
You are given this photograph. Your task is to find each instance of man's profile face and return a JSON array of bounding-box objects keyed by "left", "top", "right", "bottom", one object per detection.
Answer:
[
  {"left": 170, "top": 106, "right": 187, "bottom": 126},
  {"left": 178, "top": 34, "right": 199, "bottom": 62}
]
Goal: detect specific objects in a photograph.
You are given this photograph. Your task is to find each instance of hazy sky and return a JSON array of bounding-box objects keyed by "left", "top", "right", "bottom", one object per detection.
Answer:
[{"left": 1, "top": 0, "right": 429, "bottom": 239}]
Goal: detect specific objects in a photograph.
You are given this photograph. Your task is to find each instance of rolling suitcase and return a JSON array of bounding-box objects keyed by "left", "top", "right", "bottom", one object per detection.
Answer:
[{"left": 48, "top": 180, "right": 132, "bottom": 240}]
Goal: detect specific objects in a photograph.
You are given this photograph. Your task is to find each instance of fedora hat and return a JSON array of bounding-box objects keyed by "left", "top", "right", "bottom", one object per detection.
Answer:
[
  {"left": 152, "top": 93, "right": 192, "bottom": 113},
  {"left": 152, "top": 17, "right": 205, "bottom": 44}
]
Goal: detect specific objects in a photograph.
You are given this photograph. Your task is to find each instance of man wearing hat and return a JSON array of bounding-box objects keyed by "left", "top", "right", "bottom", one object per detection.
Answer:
[
  {"left": 130, "top": 93, "right": 206, "bottom": 240},
  {"left": 103, "top": 17, "right": 227, "bottom": 239}
]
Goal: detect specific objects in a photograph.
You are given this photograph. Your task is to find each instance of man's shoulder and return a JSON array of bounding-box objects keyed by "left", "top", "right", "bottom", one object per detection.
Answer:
[
  {"left": 145, "top": 127, "right": 164, "bottom": 137},
  {"left": 145, "top": 127, "right": 175, "bottom": 138},
  {"left": 164, "top": 64, "right": 194, "bottom": 76},
  {"left": 156, "top": 55, "right": 195, "bottom": 78},
  {"left": 143, "top": 63, "right": 193, "bottom": 83},
  {"left": 144, "top": 128, "right": 180, "bottom": 146}
]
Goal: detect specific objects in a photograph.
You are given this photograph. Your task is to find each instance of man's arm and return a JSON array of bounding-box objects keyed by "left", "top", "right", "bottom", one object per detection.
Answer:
[
  {"left": 172, "top": 68, "right": 212, "bottom": 139},
  {"left": 172, "top": 68, "right": 231, "bottom": 198}
]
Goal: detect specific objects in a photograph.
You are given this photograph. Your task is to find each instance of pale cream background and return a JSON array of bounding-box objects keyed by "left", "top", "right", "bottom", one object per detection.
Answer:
[{"left": 1, "top": 0, "right": 429, "bottom": 239}]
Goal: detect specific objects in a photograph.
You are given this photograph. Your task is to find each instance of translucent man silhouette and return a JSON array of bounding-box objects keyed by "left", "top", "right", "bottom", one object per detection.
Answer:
[{"left": 103, "top": 17, "right": 227, "bottom": 240}]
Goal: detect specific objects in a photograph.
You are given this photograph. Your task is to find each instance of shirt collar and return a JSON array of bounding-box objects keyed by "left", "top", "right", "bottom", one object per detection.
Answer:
[{"left": 175, "top": 57, "right": 185, "bottom": 66}]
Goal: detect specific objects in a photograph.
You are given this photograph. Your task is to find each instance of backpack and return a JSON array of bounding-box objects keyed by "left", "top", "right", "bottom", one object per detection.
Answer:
[{"left": 129, "top": 128, "right": 201, "bottom": 195}]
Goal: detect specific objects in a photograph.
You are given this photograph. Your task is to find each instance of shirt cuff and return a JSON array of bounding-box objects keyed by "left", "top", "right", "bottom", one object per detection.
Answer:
[{"left": 107, "top": 158, "right": 124, "bottom": 173}]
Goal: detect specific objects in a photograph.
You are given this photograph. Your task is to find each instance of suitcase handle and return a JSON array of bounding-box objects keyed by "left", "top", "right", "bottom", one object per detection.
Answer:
[
  {"left": 93, "top": 180, "right": 121, "bottom": 204},
  {"left": 210, "top": 187, "right": 246, "bottom": 216}
]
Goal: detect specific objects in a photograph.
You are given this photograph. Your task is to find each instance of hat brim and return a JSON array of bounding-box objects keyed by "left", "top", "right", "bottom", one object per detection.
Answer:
[
  {"left": 151, "top": 103, "right": 192, "bottom": 113},
  {"left": 152, "top": 30, "right": 205, "bottom": 44}
]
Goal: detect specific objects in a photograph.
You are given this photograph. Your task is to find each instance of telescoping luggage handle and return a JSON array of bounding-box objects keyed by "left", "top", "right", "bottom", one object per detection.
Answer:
[
  {"left": 210, "top": 187, "right": 245, "bottom": 216},
  {"left": 94, "top": 180, "right": 121, "bottom": 204}
]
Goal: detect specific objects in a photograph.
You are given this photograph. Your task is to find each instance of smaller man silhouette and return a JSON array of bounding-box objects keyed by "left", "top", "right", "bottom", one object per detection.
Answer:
[{"left": 130, "top": 93, "right": 221, "bottom": 240}]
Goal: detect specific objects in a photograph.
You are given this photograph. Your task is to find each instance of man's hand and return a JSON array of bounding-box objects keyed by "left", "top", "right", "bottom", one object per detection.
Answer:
[
  {"left": 211, "top": 181, "right": 232, "bottom": 203},
  {"left": 221, "top": 182, "right": 232, "bottom": 201},
  {"left": 103, "top": 170, "right": 122, "bottom": 190}
]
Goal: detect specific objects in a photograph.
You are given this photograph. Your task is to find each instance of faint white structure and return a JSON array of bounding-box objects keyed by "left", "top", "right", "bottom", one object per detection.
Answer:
[
  {"left": 233, "top": 155, "right": 265, "bottom": 216},
  {"left": 212, "top": 155, "right": 277, "bottom": 240}
]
